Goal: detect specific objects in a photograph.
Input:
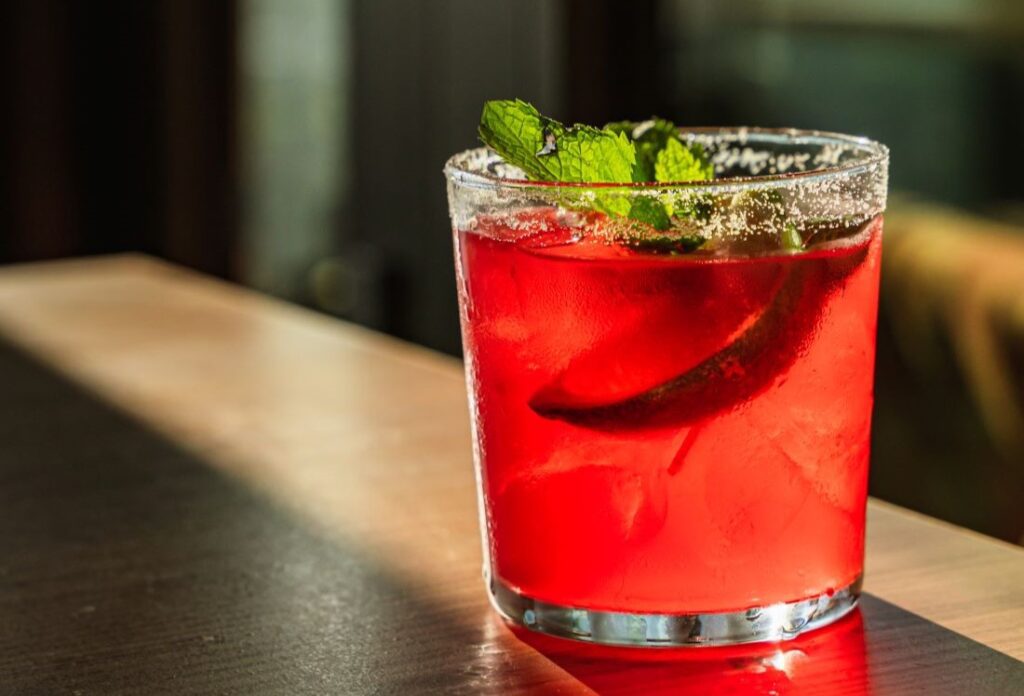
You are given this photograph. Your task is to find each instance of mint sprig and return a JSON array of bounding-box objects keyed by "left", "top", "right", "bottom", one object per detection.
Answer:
[
  {"left": 478, "top": 100, "right": 714, "bottom": 240},
  {"left": 781, "top": 222, "right": 805, "bottom": 251},
  {"left": 655, "top": 138, "right": 714, "bottom": 186},
  {"left": 607, "top": 118, "right": 676, "bottom": 182},
  {"left": 479, "top": 100, "right": 635, "bottom": 216}
]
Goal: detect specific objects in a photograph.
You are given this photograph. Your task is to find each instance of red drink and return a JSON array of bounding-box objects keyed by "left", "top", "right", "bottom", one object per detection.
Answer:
[
  {"left": 457, "top": 212, "right": 882, "bottom": 616},
  {"left": 446, "top": 128, "right": 889, "bottom": 645}
]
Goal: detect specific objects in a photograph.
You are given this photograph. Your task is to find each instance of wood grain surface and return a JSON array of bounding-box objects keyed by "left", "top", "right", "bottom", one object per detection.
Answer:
[{"left": 0, "top": 254, "right": 1021, "bottom": 694}]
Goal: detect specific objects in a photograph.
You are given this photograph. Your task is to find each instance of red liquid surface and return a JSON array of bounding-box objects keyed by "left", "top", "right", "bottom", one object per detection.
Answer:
[{"left": 455, "top": 211, "right": 882, "bottom": 614}]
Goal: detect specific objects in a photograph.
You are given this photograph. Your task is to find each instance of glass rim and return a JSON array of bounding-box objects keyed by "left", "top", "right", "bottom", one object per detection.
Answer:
[{"left": 444, "top": 126, "right": 889, "bottom": 193}]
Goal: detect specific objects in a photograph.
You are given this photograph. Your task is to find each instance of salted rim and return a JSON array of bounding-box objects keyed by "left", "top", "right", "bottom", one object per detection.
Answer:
[{"left": 443, "top": 126, "right": 889, "bottom": 193}]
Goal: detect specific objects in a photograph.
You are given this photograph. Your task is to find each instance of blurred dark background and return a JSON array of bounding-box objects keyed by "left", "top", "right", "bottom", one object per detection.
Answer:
[{"left": 2, "top": 0, "right": 1023, "bottom": 544}]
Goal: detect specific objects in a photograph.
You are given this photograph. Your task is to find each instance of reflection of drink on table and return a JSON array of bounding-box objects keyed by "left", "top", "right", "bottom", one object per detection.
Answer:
[{"left": 506, "top": 609, "right": 868, "bottom": 695}]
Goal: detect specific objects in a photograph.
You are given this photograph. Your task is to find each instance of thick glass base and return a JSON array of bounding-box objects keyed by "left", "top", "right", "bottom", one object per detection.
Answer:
[{"left": 489, "top": 574, "right": 862, "bottom": 648}]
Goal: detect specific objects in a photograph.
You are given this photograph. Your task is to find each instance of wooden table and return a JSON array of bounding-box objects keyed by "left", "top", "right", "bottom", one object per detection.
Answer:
[{"left": 0, "top": 255, "right": 1021, "bottom": 694}]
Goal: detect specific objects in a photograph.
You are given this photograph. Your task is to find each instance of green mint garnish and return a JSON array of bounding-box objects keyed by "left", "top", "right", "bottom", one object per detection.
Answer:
[
  {"left": 479, "top": 100, "right": 634, "bottom": 216},
  {"left": 607, "top": 118, "right": 676, "bottom": 182},
  {"left": 478, "top": 100, "right": 714, "bottom": 241},
  {"left": 627, "top": 196, "right": 672, "bottom": 231},
  {"left": 781, "top": 222, "right": 805, "bottom": 251},
  {"left": 654, "top": 138, "right": 714, "bottom": 185}
]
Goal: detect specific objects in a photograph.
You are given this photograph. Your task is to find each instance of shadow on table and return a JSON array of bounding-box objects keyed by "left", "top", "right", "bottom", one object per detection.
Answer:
[
  {"left": 505, "top": 595, "right": 1024, "bottom": 694},
  {"left": 0, "top": 338, "right": 500, "bottom": 694}
]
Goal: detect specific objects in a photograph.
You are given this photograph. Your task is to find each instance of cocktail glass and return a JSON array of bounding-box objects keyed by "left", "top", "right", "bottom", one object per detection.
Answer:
[{"left": 444, "top": 128, "right": 888, "bottom": 647}]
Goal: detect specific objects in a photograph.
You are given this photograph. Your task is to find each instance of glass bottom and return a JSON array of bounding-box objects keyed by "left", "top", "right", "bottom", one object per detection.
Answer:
[{"left": 489, "top": 574, "right": 862, "bottom": 648}]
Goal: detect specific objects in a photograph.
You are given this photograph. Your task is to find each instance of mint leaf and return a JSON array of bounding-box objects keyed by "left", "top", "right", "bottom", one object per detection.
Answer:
[
  {"left": 781, "top": 222, "right": 805, "bottom": 251},
  {"left": 604, "top": 119, "right": 672, "bottom": 181},
  {"left": 478, "top": 100, "right": 634, "bottom": 185},
  {"left": 477, "top": 100, "right": 551, "bottom": 181},
  {"left": 632, "top": 119, "right": 680, "bottom": 182},
  {"left": 652, "top": 138, "right": 715, "bottom": 220},
  {"left": 603, "top": 120, "right": 635, "bottom": 137},
  {"left": 655, "top": 137, "right": 714, "bottom": 183},
  {"left": 604, "top": 118, "right": 713, "bottom": 184},
  {"left": 478, "top": 101, "right": 714, "bottom": 245},
  {"left": 627, "top": 196, "right": 672, "bottom": 231}
]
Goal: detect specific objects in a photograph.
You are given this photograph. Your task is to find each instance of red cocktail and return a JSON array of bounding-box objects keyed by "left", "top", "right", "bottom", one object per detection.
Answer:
[{"left": 446, "top": 128, "right": 889, "bottom": 646}]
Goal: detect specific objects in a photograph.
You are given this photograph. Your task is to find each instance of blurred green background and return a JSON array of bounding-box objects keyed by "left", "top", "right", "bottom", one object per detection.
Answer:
[{"left": 3, "top": 0, "right": 1022, "bottom": 543}]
